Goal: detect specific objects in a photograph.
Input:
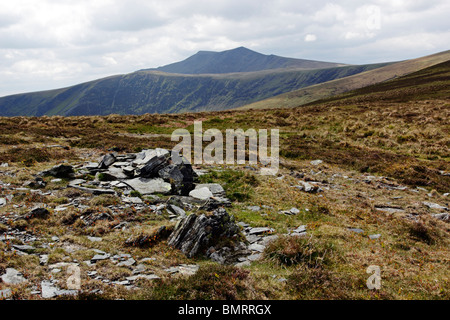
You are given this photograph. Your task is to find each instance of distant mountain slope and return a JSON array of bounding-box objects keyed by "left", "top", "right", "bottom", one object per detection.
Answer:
[
  {"left": 148, "top": 47, "right": 346, "bottom": 74},
  {"left": 0, "top": 63, "right": 387, "bottom": 117},
  {"left": 305, "top": 59, "right": 450, "bottom": 105},
  {"left": 238, "top": 50, "right": 450, "bottom": 110}
]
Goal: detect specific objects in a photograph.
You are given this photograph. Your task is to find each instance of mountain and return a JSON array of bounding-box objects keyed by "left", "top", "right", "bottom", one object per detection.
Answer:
[
  {"left": 148, "top": 46, "right": 346, "bottom": 74},
  {"left": 238, "top": 49, "right": 450, "bottom": 110},
  {"left": 0, "top": 47, "right": 391, "bottom": 116}
]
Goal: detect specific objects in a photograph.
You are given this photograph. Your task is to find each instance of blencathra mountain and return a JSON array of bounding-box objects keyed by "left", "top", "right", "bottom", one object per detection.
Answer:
[{"left": 0, "top": 47, "right": 389, "bottom": 116}]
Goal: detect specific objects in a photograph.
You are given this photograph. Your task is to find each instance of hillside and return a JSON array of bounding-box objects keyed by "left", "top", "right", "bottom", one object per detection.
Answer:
[
  {"left": 0, "top": 62, "right": 387, "bottom": 117},
  {"left": 238, "top": 49, "right": 450, "bottom": 110},
  {"left": 148, "top": 46, "right": 346, "bottom": 74}
]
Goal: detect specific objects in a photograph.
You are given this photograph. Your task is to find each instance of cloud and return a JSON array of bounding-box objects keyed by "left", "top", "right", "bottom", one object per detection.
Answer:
[{"left": 0, "top": 0, "right": 449, "bottom": 96}]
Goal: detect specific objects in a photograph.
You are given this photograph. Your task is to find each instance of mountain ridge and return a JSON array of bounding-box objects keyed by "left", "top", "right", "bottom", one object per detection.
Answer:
[{"left": 147, "top": 46, "right": 347, "bottom": 74}]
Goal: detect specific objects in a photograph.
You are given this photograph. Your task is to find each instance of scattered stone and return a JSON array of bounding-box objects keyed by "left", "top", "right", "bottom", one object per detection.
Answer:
[
  {"left": 368, "top": 234, "right": 382, "bottom": 240},
  {"left": 246, "top": 206, "right": 261, "bottom": 212},
  {"left": 248, "top": 243, "right": 265, "bottom": 253},
  {"left": 167, "top": 204, "right": 186, "bottom": 218},
  {"left": 98, "top": 153, "right": 116, "bottom": 169},
  {"left": 295, "top": 181, "right": 323, "bottom": 193},
  {"left": 1, "top": 268, "right": 27, "bottom": 285},
  {"left": 126, "top": 274, "right": 160, "bottom": 282},
  {"left": 122, "top": 196, "right": 143, "bottom": 205},
  {"left": 248, "top": 227, "right": 274, "bottom": 235},
  {"left": 87, "top": 236, "right": 102, "bottom": 242},
  {"left": 195, "top": 183, "right": 225, "bottom": 197},
  {"left": 124, "top": 178, "right": 171, "bottom": 195},
  {"left": 91, "top": 253, "right": 111, "bottom": 263},
  {"left": 423, "top": 202, "right": 448, "bottom": 211},
  {"left": 117, "top": 258, "right": 136, "bottom": 268},
  {"left": 12, "top": 244, "right": 36, "bottom": 253},
  {"left": 348, "top": 228, "right": 364, "bottom": 234},
  {"left": 158, "top": 162, "right": 197, "bottom": 195},
  {"left": 375, "top": 206, "right": 405, "bottom": 214},
  {"left": 433, "top": 213, "right": 449, "bottom": 221},
  {"left": 310, "top": 160, "right": 323, "bottom": 166},
  {"left": 39, "top": 164, "right": 74, "bottom": 178},
  {"left": 188, "top": 187, "right": 213, "bottom": 200},
  {"left": 41, "top": 280, "right": 77, "bottom": 299},
  {"left": 281, "top": 207, "right": 300, "bottom": 215}
]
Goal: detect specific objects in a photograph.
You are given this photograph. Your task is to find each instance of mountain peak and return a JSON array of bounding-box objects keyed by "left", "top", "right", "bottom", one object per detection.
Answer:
[{"left": 152, "top": 47, "right": 343, "bottom": 74}]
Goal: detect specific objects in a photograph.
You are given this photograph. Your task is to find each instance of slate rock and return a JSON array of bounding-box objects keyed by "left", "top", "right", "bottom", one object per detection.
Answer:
[
  {"left": 39, "top": 164, "right": 74, "bottom": 178},
  {"left": 124, "top": 178, "right": 171, "bottom": 195},
  {"left": 158, "top": 163, "right": 197, "bottom": 195},
  {"left": 168, "top": 208, "right": 241, "bottom": 259},
  {"left": 98, "top": 153, "right": 116, "bottom": 169},
  {"left": 140, "top": 154, "right": 170, "bottom": 178}
]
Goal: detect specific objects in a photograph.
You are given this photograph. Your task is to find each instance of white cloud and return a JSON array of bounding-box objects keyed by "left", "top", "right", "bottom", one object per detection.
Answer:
[
  {"left": 304, "top": 34, "right": 317, "bottom": 42},
  {"left": 0, "top": 0, "right": 449, "bottom": 96}
]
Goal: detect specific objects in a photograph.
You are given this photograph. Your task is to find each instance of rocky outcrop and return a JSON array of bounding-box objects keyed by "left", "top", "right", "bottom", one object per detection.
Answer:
[{"left": 167, "top": 208, "right": 244, "bottom": 262}]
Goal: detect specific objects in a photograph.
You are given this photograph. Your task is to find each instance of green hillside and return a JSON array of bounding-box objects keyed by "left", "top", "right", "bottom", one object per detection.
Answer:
[{"left": 0, "top": 63, "right": 386, "bottom": 116}]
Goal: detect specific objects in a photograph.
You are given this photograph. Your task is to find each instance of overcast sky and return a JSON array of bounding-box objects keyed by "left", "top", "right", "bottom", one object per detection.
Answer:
[{"left": 0, "top": 0, "right": 449, "bottom": 97}]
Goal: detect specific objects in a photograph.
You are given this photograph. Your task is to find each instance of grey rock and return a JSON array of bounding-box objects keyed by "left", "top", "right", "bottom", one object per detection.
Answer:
[
  {"left": 117, "top": 258, "right": 136, "bottom": 268},
  {"left": 126, "top": 274, "right": 160, "bottom": 281},
  {"left": 122, "top": 196, "right": 143, "bottom": 204},
  {"left": 91, "top": 253, "right": 111, "bottom": 263},
  {"left": 1, "top": 268, "right": 27, "bottom": 285},
  {"left": 98, "top": 153, "right": 116, "bottom": 169},
  {"left": 310, "top": 160, "right": 323, "bottom": 166},
  {"left": 167, "top": 204, "right": 186, "bottom": 217},
  {"left": 39, "top": 254, "right": 49, "bottom": 265},
  {"left": 41, "top": 281, "right": 77, "bottom": 299},
  {"left": 168, "top": 208, "right": 241, "bottom": 259},
  {"left": 68, "top": 179, "right": 86, "bottom": 186},
  {"left": 423, "top": 202, "right": 448, "bottom": 211},
  {"left": 246, "top": 206, "right": 261, "bottom": 212},
  {"left": 375, "top": 206, "right": 405, "bottom": 213},
  {"left": 248, "top": 243, "right": 265, "bottom": 253},
  {"left": 158, "top": 163, "right": 197, "bottom": 195},
  {"left": 12, "top": 244, "right": 36, "bottom": 253},
  {"left": 433, "top": 213, "right": 449, "bottom": 221},
  {"left": 248, "top": 227, "right": 274, "bottom": 235},
  {"left": 195, "top": 183, "right": 225, "bottom": 197},
  {"left": 292, "top": 225, "right": 307, "bottom": 234},
  {"left": 189, "top": 187, "right": 213, "bottom": 200},
  {"left": 39, "top": 164, "right": 74, "bottom": 178},
  {"left": 368, "top": 234, "right": 382, "bottom": 240},
  {"left": 140, "top": 154, "right": 170, "bottom": 178},
  {"left": 124, "top": 178, "right": 171, "bottom": 195},
  {"left": 349, "top": 228, "right": 364, "bottom": 234},
  {"left": 87, "top": 236, "right": 102, "bottom": 242}
]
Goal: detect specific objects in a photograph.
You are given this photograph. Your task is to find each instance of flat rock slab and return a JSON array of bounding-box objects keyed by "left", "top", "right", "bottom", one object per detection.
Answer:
[
  {"left": 189, "top": 187, "right": 213, "bottom": 200},
  {"left": 423, "top": 202, "right": 448, "bottom": 211},
  {"left": 248, "top": 227, "right": 274, "bottom": 235},
  {"left": 124, "top": 178, "right": 171, "bottom": 195},
  {"left": 1, "top": 268, "right": 27, "bottom": 285},
  {"left": 195, "top": 183, "right": 225, "bottom": 196}
]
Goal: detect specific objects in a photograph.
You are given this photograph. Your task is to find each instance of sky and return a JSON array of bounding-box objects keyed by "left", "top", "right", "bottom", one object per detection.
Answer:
[{"left": 0, "top": 0, "right": 449, "bottom": 97}]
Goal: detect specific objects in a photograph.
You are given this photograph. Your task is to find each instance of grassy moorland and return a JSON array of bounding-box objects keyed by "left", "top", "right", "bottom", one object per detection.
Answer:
[{"left": 0, "top": 62, "right": 448, "bottom": 300}]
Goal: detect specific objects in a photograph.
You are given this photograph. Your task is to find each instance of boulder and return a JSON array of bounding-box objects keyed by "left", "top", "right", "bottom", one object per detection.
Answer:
[
  {"left": 39, "top": 164, "right": 74, "bottom": 178},
  {"left": 98, "top": 153, "right": 116, "bottom": 169},
  {"left": 139, "top": 154, "right": 170, "bottom": 178},
  {"left": 1, "top": 268, "right": 27, "bottom": 285},
  {"left": 168, "top": 208, "right": 241, "bottom": 259},
  {"left": 158, "top": 163, "right": 197, "bottom": 195}
]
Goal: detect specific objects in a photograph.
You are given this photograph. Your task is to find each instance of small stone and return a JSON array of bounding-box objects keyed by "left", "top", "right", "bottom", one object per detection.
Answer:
[
  {"left": 91, "top": 253, "right": 111, "bottom": 263},
  {"left": 246, "top": 206, "right": 261, "bottom": 212},
  {"left": 310, "top": 160, "right": 323, "bottom": 166},
  {"left": 368, "top": 234, "right": 382, "bottom": 240},
  {"left": 1, "top": 268, "right": 27, "bottom": 285},
  {"left": 348, "top": 228, "right": 364, "bottom": 234},
  {"left": 423, "top": 202, "right": 448, "bottom": 211},
  {"left": 87, "top": 236, "right": 102, "bottom": 242},
  {"left": 189, "top": 187, "right": 213, "bottom": 200},
  {"left": 248, "top": 243, "right": 265, "bottom": 253},
  {"left": 117, "top": 258, "right": 136, "bottom": 267},
  {"left": 248, "top": 227, "right": 273, "bottom": 235}
]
